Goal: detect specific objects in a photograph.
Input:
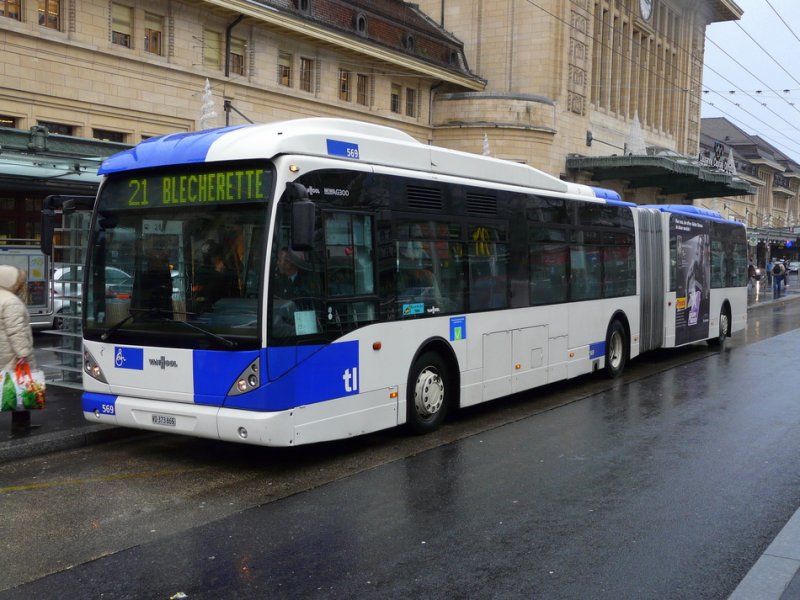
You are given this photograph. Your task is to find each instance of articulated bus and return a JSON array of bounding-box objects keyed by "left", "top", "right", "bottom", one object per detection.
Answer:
[{"left": 72, "top": 118, "right": 748, "bottom": 446}]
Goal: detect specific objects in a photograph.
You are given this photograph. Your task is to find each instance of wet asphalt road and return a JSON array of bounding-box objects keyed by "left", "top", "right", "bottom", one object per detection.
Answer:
[{"left": 4, "top": 296, "right": 800, "bottom": 599}]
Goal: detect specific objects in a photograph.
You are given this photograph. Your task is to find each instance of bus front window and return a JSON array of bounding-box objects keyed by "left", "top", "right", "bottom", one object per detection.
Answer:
[{"left": 84, "top": 164, "right": 271, "bottom": 350}]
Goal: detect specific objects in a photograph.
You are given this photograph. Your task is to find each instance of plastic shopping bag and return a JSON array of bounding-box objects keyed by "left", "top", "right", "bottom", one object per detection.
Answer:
[
  {"left": 15, "top": 361, "right": 45, "bottom": 410},
  {"left": 1, "top": 371, "right": 17, "bottom": 411}
]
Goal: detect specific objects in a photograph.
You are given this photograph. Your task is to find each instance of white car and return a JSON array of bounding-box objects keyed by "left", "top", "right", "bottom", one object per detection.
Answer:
[{"left": 52, "top": 266, "right": 132, "bottom": 329}]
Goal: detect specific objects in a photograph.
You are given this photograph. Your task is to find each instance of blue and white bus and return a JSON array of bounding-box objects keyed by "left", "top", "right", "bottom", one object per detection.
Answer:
[{"left": 75, "top": 118, "right": 748, "bottom": 446}]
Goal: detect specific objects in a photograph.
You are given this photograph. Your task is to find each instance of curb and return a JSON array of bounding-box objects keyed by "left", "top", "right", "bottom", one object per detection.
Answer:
[
  {"left": 729, "top": 507, "right": 800, "bottom": 600},
  {"left": 0, "top": 424, "right": 146, "bottom": 464}
]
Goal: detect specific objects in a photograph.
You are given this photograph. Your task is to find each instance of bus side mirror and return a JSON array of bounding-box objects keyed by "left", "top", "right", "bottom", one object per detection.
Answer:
[
  {"left": 40, "top": 209, "right": 56, "bottom": 256},
  {"left": 287, "top": 182, "right": 315, "bottom": 251}
]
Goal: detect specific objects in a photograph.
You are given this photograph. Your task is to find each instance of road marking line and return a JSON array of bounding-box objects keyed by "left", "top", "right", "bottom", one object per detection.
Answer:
[{"left": 0, "top": 468, "right": 203, "bottom": 493}]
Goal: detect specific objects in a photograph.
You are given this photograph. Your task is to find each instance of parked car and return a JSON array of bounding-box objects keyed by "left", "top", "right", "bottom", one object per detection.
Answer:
[
  {"left": 788, "top": 261, "right": 800, "bottom": 274},
  {"left": 52, "top": 266, "right": 132, "bottom": 329}
]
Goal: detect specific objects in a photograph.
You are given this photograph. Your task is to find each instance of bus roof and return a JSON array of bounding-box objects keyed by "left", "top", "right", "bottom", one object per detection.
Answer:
[
  {"left": 646, "top": 204, "right": 746, "bottom": 226},
  {"left": 99, "top": 118, "right": 620, "bottom": 202}
]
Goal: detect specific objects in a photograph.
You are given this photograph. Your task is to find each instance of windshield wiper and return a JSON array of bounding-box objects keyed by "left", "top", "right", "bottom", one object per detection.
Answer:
[
  {"left": 159, "top": 317, "right": 237, "bottom": 348},
  {"left": 101, "top": 307, "right": 237, "bottom": 348},
  {"left": 100, "top": 312, "right": 137, "bottom": 341},
  {"left": 99, "top": 307, "right": 162, "bottom": 341}
]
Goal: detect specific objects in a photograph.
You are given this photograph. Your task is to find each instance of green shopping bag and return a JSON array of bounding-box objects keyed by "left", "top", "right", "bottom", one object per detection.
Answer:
[
  {"left": 1, "top": 371, "right": 18, "bottom": 411},
  {"left": 16, "top": 361, "right": 45, "bottom": 410}
]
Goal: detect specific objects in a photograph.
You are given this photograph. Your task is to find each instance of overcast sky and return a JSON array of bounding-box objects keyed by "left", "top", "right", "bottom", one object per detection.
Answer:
[{"left": 702, "top": 0, "right": 800, "bottom": 162}]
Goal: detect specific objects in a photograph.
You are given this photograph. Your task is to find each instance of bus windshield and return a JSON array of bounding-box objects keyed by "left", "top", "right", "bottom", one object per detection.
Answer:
[{"left": 83, "top": 162, "right": 272, "bottom": 350}]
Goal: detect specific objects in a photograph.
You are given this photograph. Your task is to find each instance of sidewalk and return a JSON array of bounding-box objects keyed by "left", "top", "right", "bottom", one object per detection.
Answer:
[
  {"left": 0, "top": 381, "right": 144, "bottom": 464},
  {"left": 747, "top": 274, "right": 799, "bottom": 308},
  {"left": 729, "top": 276, "right": 800, "bottom": 599}
]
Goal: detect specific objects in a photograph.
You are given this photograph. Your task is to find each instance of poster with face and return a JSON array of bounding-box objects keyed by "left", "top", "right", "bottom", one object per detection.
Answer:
[{"left": 673, "top": 216, "right": 711, "bottom": 345}]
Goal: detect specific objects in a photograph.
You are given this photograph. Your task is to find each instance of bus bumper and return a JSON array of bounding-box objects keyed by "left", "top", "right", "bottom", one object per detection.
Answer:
[{"left": 83, "top": 393, "right": 296, "bottom": 447}]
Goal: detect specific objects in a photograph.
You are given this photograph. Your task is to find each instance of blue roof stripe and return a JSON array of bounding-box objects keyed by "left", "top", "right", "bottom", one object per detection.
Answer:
[
  {"left": 98, "top": 125, "right": 251, "bottom": 175},
  {"left": 589, "top": 186, "right": 622, "bottom": 202},
  {"left": 647, "top": 204, "right": 745, "bottom": 226},
  {"left": 588, "top": 186, "right": 636, "bottom": 207},
  {"left": 605, "top": 198, "right": 637, "bottom": 207}
]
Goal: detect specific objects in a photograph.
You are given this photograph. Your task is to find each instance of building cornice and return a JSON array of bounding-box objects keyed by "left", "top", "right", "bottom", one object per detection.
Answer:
[
  {"left": 750, "top": 158, "right": 786, "bottom": 172},
  {"left": 706, "top": 0, "right": 743, "bottom": 22},
  {"left": 204, "top": 0, "right": 485, "bottom": 90},
  {"left": 739, "top": 173, "right": 764, "bottom": 187},
  {"left": 437, "top": 92, "right": 555, "bottom": 106}
]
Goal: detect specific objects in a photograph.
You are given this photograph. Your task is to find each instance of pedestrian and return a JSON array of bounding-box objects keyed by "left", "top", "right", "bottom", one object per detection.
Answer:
[
  {"left": 772, "top": 259, "right": 785, "bottom": 298},
  {"left": 767, "top": 258, "right": 774, "bottom": 286},
  {"left": 0, "top": 265, "right": 37, "bottom": 434}
]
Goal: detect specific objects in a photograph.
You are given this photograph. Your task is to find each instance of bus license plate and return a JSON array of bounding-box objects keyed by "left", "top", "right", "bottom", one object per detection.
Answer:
[{"left": 152, "top": 414, "right": 176, "bottom": 427}]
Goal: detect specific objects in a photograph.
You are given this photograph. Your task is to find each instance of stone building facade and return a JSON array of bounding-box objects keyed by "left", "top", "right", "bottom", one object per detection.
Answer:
[
  {"left": 698, "top": 117, "right": 800, "bottom": 263},
  {"left": 0, "top": 0, "right": 753, "bottom": 241},
  {"left": 0, "top": 0, "right": 482, "bottom": 240},
  {"left": 418, "top": 0, "right": 748, "bottom": 201},
  {"left": 0, "top": 0, "right": 481, "bottom": 142}
]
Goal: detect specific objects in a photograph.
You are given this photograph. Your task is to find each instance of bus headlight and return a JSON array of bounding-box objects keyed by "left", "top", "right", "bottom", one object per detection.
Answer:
[
  {"left": 228, "top": 357, "right": 260, "bottom": 396},
  {"left": 83, "top": 349, "right": 107, "bottom": 383}
]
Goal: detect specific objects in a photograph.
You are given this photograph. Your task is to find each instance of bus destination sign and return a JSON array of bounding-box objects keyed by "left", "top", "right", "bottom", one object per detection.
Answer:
[{"left": 111, "top": 168, "right": 270, "bottom": 208}]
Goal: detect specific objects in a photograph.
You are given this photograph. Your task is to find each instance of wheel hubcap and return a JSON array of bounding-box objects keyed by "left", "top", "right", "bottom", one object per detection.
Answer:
[
  {"left": 414, "top": 367, "right": 444, "bottom": 418},
  {"left": 609, "top": 332, "right": 622, "bottom": 368},
  {"left": 720, "top": 313, "right": 729, "bottom": 339}
]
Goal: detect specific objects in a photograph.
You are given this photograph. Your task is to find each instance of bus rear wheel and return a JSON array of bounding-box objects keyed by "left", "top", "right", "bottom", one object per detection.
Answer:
[
  {"left": 407, "top": 351, "right": 449, "bottom": 434},
  {"left": 708, "top": 308, "right": 729, "bottom": 347},
  {"left": 604, "top": 320, "right": 628, "bottom": 379}
]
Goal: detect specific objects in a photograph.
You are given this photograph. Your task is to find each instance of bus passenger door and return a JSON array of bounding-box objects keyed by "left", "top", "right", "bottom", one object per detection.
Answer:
[
  {"left": 511, "top": 326, "right": 548, "bottom": 393},
  {"left": 484, "top": 325, "right": 550, "bottom": 400},
  {"left": 482, "top": 331, "right": 511, "bottom": 401},
  {"left": 322, "top": 211, "right": 377, "bottom": 334}
]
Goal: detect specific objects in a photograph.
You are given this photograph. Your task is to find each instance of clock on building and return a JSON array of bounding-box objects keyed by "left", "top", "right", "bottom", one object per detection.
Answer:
[{"left": 640, "top": 0, "right": 653, "bottom": 20}]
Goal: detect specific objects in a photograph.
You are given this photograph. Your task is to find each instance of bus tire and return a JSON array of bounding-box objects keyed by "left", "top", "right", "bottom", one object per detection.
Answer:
[
  {"left": 707, "top": 306, "right": 729, "bottom": 347},
  {"left": 604, "top": 320, "right": 628, "bottom": 379},
  {"left": 407, "top": 351, "right": 449, "bottom": 434}
]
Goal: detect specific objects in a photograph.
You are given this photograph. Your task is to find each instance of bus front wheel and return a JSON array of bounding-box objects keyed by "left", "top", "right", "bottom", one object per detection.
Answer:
[
  {"left": 407, "top": 352, "right": 449, "bottom": 434},
  {"left": 604, "top": 320, "right": 628, "bottom": 379}
]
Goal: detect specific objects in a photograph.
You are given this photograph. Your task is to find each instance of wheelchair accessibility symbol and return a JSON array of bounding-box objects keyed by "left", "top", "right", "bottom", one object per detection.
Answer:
[{"left": 113, "top": 346, "right": 143, "bottom": 370}]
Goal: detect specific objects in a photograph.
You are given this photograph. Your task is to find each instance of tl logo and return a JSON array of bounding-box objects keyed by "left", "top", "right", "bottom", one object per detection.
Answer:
[{"left": 342, "top": 367, "right": 359, "bottom": 393}]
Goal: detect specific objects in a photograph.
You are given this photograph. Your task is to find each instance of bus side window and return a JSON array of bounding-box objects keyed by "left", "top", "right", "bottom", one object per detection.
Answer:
[
  {"left": 397, "top": 256, "right": 441, "bottom": 307},
  {"left": 570, "top": 245, "right": 602, "bottom": 301},
  {"left": 468, "top": 225, "right": 508, "bottom": 311},
  {"left": 529, "top": 243, "right": 569, "bottom": 305},
  {"left": 711, "top": 239, "right": 725, "bottom": 288}
]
